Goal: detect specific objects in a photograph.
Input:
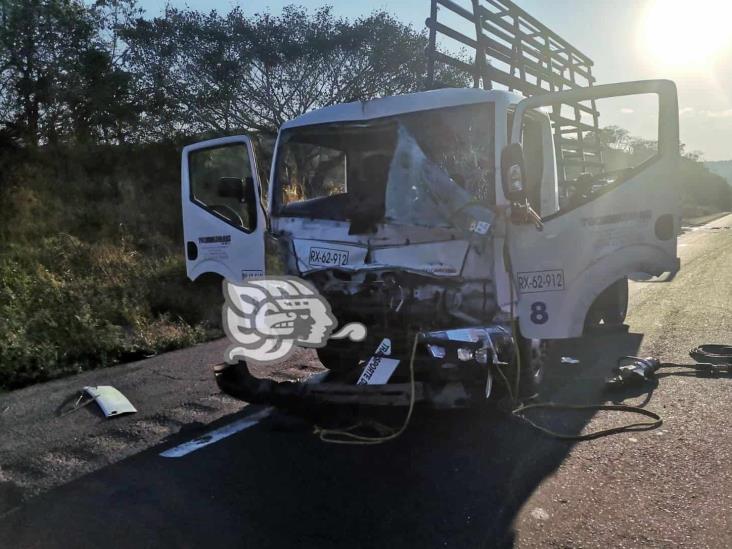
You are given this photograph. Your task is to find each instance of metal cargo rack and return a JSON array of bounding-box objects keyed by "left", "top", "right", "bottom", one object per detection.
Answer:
[{"left": 425, "top": 0, "right": 604, "bottom": 187}]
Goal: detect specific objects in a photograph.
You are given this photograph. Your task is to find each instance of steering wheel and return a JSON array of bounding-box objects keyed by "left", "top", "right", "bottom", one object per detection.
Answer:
[{"left": 209, "top": 204, "right": 244, "bottom": 228}]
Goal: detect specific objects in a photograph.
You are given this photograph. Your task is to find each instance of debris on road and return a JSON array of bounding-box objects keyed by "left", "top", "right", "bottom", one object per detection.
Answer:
[
  {"left": 606, "top": 346, "right": 732, "bottom": 389},
  {"left": 83, "top": 386, "right": 137, "bottom": 418}
]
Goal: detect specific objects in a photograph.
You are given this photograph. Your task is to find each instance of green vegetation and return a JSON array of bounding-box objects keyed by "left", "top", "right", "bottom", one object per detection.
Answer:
[{"left": 0, "top": 143, "right": 225, "bottom": 388}]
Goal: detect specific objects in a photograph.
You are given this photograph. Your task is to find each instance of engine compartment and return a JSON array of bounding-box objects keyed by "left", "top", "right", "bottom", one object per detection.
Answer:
[{"left": 307, "top": 268, "right": 497, "bottom": 333}]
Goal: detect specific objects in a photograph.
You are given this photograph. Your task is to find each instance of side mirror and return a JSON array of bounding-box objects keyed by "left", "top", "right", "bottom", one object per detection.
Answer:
[
  {"left": 500, "top": 143, "right": 527, "bottom": 203},
  {"left": 217, "top": 176, "right": 255, "bottom": 202}
]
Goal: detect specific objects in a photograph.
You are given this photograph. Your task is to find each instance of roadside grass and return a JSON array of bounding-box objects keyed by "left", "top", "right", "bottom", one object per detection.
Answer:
[{"left": 0, "top": 144, "right": 223, "bottom": 390}]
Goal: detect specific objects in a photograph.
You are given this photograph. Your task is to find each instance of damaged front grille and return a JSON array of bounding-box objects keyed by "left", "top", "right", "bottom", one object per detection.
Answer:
[{"left": 308, "top": 269, "right": 497, "bottom": 333}]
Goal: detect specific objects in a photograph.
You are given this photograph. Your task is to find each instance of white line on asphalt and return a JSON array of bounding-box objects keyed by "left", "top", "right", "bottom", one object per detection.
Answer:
[{"left": 159, "top": 407, "right": 273, "bottom": 458}]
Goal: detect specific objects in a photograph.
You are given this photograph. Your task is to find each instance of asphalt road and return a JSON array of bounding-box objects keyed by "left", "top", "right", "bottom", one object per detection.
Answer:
[{"left": 1, "top": 214, "right": 731, "bottom": 548}]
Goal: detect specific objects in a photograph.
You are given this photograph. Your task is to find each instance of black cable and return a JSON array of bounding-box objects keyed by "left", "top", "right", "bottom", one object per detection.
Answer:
[
  {"left": 688, "top": 344, "right": 732, "bottom": 366},
  {"left": 512, "top": 402, "right": 662, "bottom": 441},
  {"left": 529, "top": 344, "right": 732, "bottom": 441},
  {"left": 612, "top": 346, "right": 732, "bottom": 385}
]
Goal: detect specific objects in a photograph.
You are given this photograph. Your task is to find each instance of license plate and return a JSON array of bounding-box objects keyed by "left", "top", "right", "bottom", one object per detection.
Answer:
[
  {"left": 308, "top": 247, "right": 349, "bottom": 267},
  {"left": 516, "top": 269, "right": 565, "bottom": 294}
]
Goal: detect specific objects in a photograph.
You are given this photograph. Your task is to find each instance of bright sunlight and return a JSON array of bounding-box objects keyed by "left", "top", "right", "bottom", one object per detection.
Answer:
[{"left": 641, "top": 0, "right": 732, "bottom": 70}]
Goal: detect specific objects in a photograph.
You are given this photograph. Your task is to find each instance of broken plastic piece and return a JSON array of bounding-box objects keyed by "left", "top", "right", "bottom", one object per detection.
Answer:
[
  {"left": 561, "top": 356, "right": 580, "bottom": 364},
  {"left": 357, "top": 338, "right": 400, "bottom": 385},
  {"left": 83, "top": 386, "right": 137, "bottom": 417}
]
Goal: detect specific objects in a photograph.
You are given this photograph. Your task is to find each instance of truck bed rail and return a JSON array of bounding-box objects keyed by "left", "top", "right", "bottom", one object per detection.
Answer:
[{"left": 426, "top": 0, "right": 604, "bottom": 185}]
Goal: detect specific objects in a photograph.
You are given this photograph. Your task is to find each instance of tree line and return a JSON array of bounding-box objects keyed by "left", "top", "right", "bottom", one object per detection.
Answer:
[
  {"left": 594, "top": 125, "right": 732, "bottom": 212},
  {"left": 0, "top": 0, "right": 463, "bottom": 149}
]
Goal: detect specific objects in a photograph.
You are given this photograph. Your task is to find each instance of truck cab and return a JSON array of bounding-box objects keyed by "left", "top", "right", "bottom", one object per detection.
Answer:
[{"left": 181, "top": 81, "right": 680, "bottom": 402}]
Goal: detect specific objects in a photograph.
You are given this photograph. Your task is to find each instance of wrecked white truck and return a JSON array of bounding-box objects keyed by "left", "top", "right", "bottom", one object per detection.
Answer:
[{"left": 180, "top": 0, "right": 680, "bottom": 410}]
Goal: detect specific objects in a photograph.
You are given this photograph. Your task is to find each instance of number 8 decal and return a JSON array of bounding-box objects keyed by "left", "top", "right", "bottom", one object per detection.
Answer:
[{"left": 530, "top": 301, "right": 548, "bottom": 324}]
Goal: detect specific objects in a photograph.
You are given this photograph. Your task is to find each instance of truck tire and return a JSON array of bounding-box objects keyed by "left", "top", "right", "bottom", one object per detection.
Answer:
[
  {"left": 317, "top": 341, "right": 363, "bottom": 373},
  {"left": 584, "top": 277, "right": 629, "bottom": 329}
]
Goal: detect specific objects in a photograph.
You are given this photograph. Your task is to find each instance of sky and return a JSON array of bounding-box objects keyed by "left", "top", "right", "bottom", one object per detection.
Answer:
[{"left": 137, "top": 0, "right": 732, "bottom": 161}]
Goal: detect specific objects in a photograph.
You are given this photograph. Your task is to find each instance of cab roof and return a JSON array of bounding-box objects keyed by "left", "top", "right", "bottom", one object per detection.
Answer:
[{"left": 281, "top": 88, "right": 524, "bottom": 130}]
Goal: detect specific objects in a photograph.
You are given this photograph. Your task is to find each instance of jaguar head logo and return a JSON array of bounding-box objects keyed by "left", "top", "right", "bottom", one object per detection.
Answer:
[{"left": 223, "top": 276, "right": 366, "bottom": 364}]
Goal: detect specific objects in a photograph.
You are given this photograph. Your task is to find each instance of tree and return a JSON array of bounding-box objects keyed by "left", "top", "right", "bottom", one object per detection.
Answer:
[
  {"left": 591, "top": 125, "right": 631, "bottom": 152},
  {"left": 122, "top": 6, "right": 468, "bottom": 138},
  {"left": 1, "top": 2, "right": 469, "bottom": 145},
  {"left": 66, "top": 0, "right": 143, "bottom": 143},
  {"left": 0, "top": 0, "right": 142, "bottom": 145},
  {"left": 0, "top": 0, "right": 94, "bottom": 144},
  {"left": 592, "top": 124, "right": 732, "bottom": 212}
]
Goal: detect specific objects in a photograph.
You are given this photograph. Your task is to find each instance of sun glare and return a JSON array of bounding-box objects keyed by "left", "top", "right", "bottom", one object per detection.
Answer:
[{"left": 641, "top": 0, "right": 732, "bottom": 70}]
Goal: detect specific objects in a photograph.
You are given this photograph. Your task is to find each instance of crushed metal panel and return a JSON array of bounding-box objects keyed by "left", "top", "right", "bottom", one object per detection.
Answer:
[
  {"left": 371, "top": 240, "right": 470, "bottom": 277},
  {"left": 292, "top": 238, "right": 470, "bottom": 278}
]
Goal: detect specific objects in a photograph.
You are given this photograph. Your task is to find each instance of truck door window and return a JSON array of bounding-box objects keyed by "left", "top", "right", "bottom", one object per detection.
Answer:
[
  {"left": 276, "top": 139, "right": 349, "bottom": 219},
  {"left": 188, "top": 144, "right": 256, "bottom": 231},
  {"left": 523, "top": 116, "right": 544, "bottom": 211},
  {"left": 552, "top": 94, "right": 659, "bottom": 212},
  {"left": 508, "top": 110, "right": 545, "bottom": 212}
]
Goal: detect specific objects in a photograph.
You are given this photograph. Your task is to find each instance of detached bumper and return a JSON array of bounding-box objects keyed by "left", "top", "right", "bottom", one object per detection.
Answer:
[{"left": 215, "top": 361, "right": 425, "bottom": 408}]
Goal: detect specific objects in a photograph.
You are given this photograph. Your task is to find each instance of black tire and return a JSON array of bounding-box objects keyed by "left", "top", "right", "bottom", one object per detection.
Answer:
[
  {"left": 316, "top": 341, "right": 364, "bottom": 372},
  {"left": 585, "top": 277, "right": 629, "bottom": 329}
]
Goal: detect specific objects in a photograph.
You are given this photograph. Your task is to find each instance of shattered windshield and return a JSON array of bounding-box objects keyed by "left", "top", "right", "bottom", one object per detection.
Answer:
[{"left": 274, "top": 103, "right": 495, "bottom": 231}]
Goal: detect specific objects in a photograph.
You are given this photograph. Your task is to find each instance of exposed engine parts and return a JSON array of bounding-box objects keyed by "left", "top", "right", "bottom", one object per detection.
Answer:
[{"left": 307, "top": 269, "right": 497, "bottom": 330}]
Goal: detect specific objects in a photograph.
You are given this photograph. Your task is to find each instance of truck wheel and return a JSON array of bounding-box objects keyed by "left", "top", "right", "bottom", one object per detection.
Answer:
[
  {"left": 317, "top": 342, "right": 362, "bottom": 373},
  {"left": 585, "top": 277, "right": 629, "bottom": 329}
]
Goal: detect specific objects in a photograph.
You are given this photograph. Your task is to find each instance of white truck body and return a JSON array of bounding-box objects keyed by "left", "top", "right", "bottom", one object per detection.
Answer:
[{"left": 181, "top": 83, "right": 680, "bottom": 341}]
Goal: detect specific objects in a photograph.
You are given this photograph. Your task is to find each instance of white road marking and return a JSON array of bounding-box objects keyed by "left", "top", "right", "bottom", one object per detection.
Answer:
[{"left": 159, "top": 407, "right": 273, "bottom": 458}]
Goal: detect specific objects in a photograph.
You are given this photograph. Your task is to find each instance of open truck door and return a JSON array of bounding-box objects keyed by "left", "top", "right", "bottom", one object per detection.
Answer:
[
  {"left": 504, "top": 80, "right": 680, "bottom": 339},
  {"left": 181, "top": 136, "right": 266, "bottom": 282}
]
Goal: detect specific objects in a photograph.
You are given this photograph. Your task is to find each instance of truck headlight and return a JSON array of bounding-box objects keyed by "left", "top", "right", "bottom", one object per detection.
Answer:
[
  {"left": 425, "top": 327, "right": 495, "bottom": 364},
  {"left": 427, "top": 344, "right": 481, "bottom": 362}
]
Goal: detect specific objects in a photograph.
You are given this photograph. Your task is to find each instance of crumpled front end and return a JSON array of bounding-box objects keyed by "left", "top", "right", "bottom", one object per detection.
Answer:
[{"left": 215, "top": 325, "right": 518, "bottom": 410}]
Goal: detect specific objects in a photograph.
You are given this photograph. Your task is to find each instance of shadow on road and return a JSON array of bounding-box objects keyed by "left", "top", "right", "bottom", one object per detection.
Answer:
[{"left": 0, "top": 332, "right": 644, "bottom": 548}]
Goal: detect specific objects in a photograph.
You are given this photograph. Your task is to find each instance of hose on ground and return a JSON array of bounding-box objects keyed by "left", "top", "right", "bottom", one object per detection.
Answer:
[{"left": 314, "top": 333, "right": 419, "bottom": 445}]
